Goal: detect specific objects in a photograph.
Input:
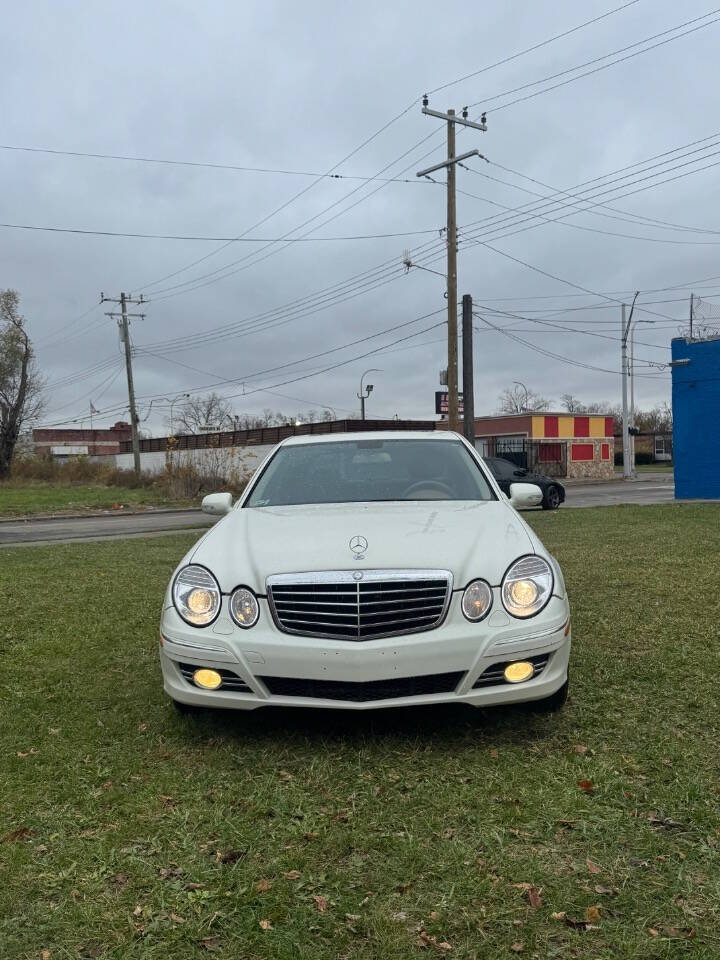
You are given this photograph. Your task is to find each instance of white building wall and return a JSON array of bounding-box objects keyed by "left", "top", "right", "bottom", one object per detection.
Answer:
[{"left": 113, "top": 444, "right": 276, "bottom": 477}]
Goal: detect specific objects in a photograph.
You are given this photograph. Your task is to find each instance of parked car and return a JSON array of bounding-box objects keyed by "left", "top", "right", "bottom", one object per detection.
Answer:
[
  {"left": 160, "top": 432, "right": 571, "bottom": 716},
  {"left": 484, "top": 457, "right": 565, "bottom": 510}
]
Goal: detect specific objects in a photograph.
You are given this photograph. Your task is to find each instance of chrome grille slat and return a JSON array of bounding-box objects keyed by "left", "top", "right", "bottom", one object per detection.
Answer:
[{"left": 267, "top": 569, "right": 452, "bottom": 641}]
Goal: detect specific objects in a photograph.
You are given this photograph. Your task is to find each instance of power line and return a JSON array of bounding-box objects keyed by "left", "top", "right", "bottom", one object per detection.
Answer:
[
  {"left": 468, "top": 8, "right": 720, "bottom": 113},
  {"left": 0, "top": 222, "right": 442, "bottom": 242}
]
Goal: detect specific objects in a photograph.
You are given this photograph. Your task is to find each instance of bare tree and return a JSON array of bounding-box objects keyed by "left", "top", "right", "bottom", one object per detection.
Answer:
[
  {"left": 560, "top": 393, "right": 586, "bottom": 413},
  {"left": 497, "top": 385, "right": 551, "bottom": 414},
  {"left": 173, "top": 392, "right": 233, "bottom": 434},
  {"left": 0, "top": 290, "right": 45, "bottom": 478}
]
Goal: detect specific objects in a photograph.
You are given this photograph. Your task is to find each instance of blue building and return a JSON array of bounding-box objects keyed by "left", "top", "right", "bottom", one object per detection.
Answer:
[{"left": 672, "top": 336, "right": 720, "bottom": 499}]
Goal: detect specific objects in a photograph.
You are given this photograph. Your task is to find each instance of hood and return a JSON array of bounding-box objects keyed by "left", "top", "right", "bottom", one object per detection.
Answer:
[{"left": 190, "top": 500, "right": 537, "bottom": 593}]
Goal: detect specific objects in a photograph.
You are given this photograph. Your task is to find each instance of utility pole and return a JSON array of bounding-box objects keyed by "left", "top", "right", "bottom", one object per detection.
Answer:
[
  {"left": 620, "top": 292, "right": 639, "bottom": 480},
  {"left": 417, "top": 97, "right": 487, "bottom": 434},
  {"left": 101, "top": 291, "right": 146, "bottom": 474},
  {"left": 461, "top": 294, "right": 475, "bottom": 444},
  {"left": 689, "top": 292, "right": 694, "bottom": 340}
]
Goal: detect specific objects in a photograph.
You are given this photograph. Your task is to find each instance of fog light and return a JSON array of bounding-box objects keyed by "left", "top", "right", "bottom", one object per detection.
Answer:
[
  {"left": 193, "top": 668, "right": 223, "bottom": 690},
  {"left": 504, "top": 661, "right": 535, "bottom": 683}
]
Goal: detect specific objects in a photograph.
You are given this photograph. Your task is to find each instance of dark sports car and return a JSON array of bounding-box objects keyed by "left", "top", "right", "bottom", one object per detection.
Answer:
[{"left": 483, "top": 457, "right": 565, "bottom": 510}]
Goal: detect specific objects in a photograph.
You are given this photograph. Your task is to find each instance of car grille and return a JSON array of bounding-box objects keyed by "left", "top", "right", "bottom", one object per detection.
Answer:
[
  {"left": 178, "top": 662, "right": 252, "bottom": 692},
  {"left": 259, "top": 672, "right": 464, "bottom": 702},
  {"left": 472, "top": 654, "right": 550, "bottom": 688},
  {"left": 267, "top": 569, "right": 452, "bottom": 641}
]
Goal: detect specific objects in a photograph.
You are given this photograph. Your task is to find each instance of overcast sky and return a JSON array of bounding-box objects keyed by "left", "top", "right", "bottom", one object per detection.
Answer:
[{"left": 3, "top": 0, "right": 720, "bottom": 432}]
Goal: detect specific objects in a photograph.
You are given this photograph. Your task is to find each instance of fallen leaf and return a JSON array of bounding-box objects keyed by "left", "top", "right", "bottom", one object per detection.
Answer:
[
  {"left": 430, "top": 911, "right": 441, "bottom": 921},
  {"left": 216, "top": 848, "right": 246, "bottom": 864},
  {"left": 199, "top": 935, "right": 223, "bottom": 951},
  {"left": 393, "top": 911, "right": 408, "bottom": 922},
  {"left": 255, "top": 877, "right": 272, "bottom": 893},
  {"left": 138, "top": 723, "right": 147, "bottom": 732},
  {"left": 109, "top": 873, "right": 129, "bottom": 890},
  {"left": 512, "top": 882, "right": 532, "bottom": 892},
  {"left": 586, "top": 859, "right": 602, "bottom": 875},
  {"left": 284, "top": 870, "right": 301, "bottom": 880},
  {"left": 2, "top": 826, "right": 33, "bottom": 843},
  {"left": 585, "top": 906, "right": 601, "bottom": 924},
  {"left": 648, "top": 928, "right": 660, "bottom": 938},
  {"left": 573, "top": 744, "right": 589, "bottom": 754},
  {"left": 49, "top": 728, "right": 60, "bottom": 735},
  {"left": 528, "top": 887, "right": 542, "bottom": 909},
  {"left": 652, "top": 926, "right": 696, "bottom": 940},
  {"left": 594, "top": 884, "right": 619, "bottom": 896},
  {"left": 169, "top": 913, "right": 185, "bottom": 924},
  {"left": 159, "top": 866, "right": 183, "bottom": 879},
  {"left": 345, "top": 913, "right": 361, "bottom": 922},
  {"left": 278, "top": 770, "right": 293, "bottom": 782},
  {"left": 510, "top": 944, "right": 524, "bottom": 954},
  {"left": 647, "top": 813, "right": 685, "bottom": 830},
  {"left": 184, "top": 882, "right": 204, "bottom": 891},
  {"left": 304, "top": 831, "right": 319, "bottom": 841},
  {"left": 133, "top": 905, "right": 143, "bottom": 917},
  {"left": 577, "top": 779, "right": 594, "bottom": 793},
  {"left": 41, "top": 951, "right": 51, "bottom": 960},
  {"left": 418, "top": 930, "right": 452, "bottom": 951},
  {"left": 396, "top": 881, "right": 413, "bottom": 892},
  {"left": 259, "top": 919, "right": 272, "bottom": 931},
  {"left": 313, "top": 894, "right": 328, "bottom": 913}
]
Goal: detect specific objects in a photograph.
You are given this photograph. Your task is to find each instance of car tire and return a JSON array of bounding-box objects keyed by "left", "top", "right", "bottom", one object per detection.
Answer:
[
  {"left": 530, "top": 675, "right": 569, "bottom": 712},
  {"left": 542, "top": 485, "right": 561, "bottom": 510}
]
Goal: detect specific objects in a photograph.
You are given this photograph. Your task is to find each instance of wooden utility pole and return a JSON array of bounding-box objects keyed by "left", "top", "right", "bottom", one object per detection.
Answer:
[
  {"left": 446, "top": 110, "right": 459, "bottom": 432},
  {"left": 461, "top": 294, "right": 475, "bottom": 444},
  {"left": 101, "top": 291, "right": 146, "bottom": 474},
  {"left": 417, "top": 98, "right": 487, "bottom": 434}
]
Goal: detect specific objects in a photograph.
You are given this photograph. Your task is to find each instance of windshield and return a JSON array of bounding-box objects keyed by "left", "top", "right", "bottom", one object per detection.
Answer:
[{"left": 245, "top": 438, "right": 496, "bottom": 507}]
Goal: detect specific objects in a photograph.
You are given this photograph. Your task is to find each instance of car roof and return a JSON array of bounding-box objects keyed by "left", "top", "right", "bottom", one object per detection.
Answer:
[{"left": 279, "top": 430, "right": 460, "bottom": 447}]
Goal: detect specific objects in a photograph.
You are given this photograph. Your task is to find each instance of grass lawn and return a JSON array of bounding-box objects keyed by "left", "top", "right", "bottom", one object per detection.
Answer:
[
  {"left": 614, "top": 464, "right": 674, "bottom": 474},
  {"left": 0, "top": 481, "right": 189, "bottom": 517},
  {"left": 3, "top": 504, "right": 720, "bottom": 959}
]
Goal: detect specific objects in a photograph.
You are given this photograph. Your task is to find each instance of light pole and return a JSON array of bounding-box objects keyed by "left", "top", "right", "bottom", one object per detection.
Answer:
[
  {"left": 358, "top": 369, "right": 381, "bottom": 420},
  {"left": 513, "top": 380, "right": 529, "bottom": 412}
]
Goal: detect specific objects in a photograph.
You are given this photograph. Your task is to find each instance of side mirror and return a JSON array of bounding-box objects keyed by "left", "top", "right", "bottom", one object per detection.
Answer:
[
  {"left": 201, "top": 492, "right": 233, "bottom": 516},
  {"left": 509, "top": 482, "right": 543, "bottom": 510}
]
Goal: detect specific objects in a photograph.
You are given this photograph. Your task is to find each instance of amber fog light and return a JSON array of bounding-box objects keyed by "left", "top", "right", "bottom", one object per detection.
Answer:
[
  {"left": 504, "top": 661, "right": 534, "bottom": 684},
  {"left": 193, "top": 668, "right": 223, "bottom": 690}
]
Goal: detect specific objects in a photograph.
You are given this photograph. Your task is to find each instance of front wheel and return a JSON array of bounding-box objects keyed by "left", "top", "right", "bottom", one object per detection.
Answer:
[
  {"left": 530, "top": 675, "right": 569, "bottom": 712},
  {"left": 542, "top": 485, "right": 561, "bottom": 510}
]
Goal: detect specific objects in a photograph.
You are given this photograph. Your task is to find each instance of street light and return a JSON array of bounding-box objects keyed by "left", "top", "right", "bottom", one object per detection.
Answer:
[
  {"left": 358, "top": 369, "right": 382, "bottom": 420},
  {"left": 513, "top": 380, "right": 529, "bottom": 412}
]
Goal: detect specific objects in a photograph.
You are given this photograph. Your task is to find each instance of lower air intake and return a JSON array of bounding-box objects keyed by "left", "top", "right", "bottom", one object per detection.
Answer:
[{"left": 259, "top": 672, "right": 464, "bottom": 703}]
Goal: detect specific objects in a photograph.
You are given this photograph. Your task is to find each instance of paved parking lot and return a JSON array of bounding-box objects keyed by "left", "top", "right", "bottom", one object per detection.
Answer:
[{"left": 0, "top": 475, "right": 677, "bottom": 546}]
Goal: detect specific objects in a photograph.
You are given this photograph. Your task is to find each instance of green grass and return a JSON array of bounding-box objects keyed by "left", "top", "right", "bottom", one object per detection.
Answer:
[
  {"left": 3, "top": 504, "right": 720, "bottom": 959},
  {"left": 0, "top": 480, "right": 188, "bottom": 517},
  {"left": 614, "top": 464, "right": 674, "bottom": 474}
]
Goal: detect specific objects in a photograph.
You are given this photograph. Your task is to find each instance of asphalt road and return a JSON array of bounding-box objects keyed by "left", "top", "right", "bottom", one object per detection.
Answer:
[{"left": 0, "top": 476, "right": 678, "bottom": 546}]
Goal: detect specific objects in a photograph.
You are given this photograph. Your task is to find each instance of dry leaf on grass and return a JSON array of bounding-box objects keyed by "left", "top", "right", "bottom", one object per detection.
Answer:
[
  {"left": 255, "top": 877, "right": 272, "bottom": 893},
  {"left": 200, "top": 935, "right": 224, "bottom": 950},
  {"left": 551, "top": 911, "right": 599, "bottom": 932},
  {"left": 2, "top": 826, "right": 33, "bottom": 842},
  {"left": 512, "top": 883, "right": 542, "bottom": 907},
  {"left": 648, "top": 925, "right": 695, "bottom": 939},
  {"left": 585, "top": 906, "right": 601, "bottom": 924},
  {"left": 184, "top": 881, "right": 204, "bottom": 891},
  {"left": 278, "top": 770, "right": 293, "bottom": 782},
  {"left": 284, "top": 870, "right": 301, "bottom": 880},
  {"left": 510, "top": 944, "right": 524, "bottom": 954},
  {"left": 594, "top": 884, "right": 619, "bottom": 896},
  {"left": 418, "top": 930, "right": 452, "bottom": 951},
  {"left": 573, "top": 744, "right": 589, "bottom": 754},
  {"left": 577, "top": 779, "right": 594, "bottom": 793},
  {"left": 313, "top": 895, "right": 328, "bottom": 912},
  {"left": 169, "top": 913, "right": 185, "bottom": 924},
  {"left": 216, "top": 848, "right": 247, "bottom": 864},
  {"left": 41, "top": 951, "right": 51, "bottom": 960},
  {"left": 429, "top": 911, "right": 441, "bottom": 921},
  {"left": 259, "top": 919, "right": 273, "bottom": 931}
]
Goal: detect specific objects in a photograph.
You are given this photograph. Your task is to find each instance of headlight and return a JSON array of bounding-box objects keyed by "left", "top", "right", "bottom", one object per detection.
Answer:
[
  {"left": 229, "top": 586, "right": 259, "bottom": 628},
  {"left": 173, "top": 565, "right": 221, "bottom": 626},
  {"left": 501, "top": 556, "right": 553, "bottom": 618},
  {"left": 461, "top": 579, "right": 493, "bottom": 622}
]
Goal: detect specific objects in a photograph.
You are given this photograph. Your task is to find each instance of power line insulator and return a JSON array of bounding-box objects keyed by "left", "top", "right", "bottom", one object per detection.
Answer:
[
  {"left": 462, "top": 106, "right": 468, "bottom": 119},
  {"left": 422, "top": 94, "right": 429, "bottom": 107}
]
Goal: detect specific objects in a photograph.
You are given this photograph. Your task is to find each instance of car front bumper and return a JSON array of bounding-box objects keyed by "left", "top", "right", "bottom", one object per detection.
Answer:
[{"left": 160, "top": 589, "right": 571, "bottom": 711}]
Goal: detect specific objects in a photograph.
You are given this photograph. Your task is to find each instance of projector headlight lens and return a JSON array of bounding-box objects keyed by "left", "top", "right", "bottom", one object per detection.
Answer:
[
  {"left": 229, "top": 587, "right": 259, "bottom": 628},
  {"left": 461, "top": 579, "right": 493, "bottom": 622},
  {"left": 501, "top": 556, "right": 553, "bottom": 618},
  {"left": 173, "top": 565, "right": 221, "bottom": 626}
]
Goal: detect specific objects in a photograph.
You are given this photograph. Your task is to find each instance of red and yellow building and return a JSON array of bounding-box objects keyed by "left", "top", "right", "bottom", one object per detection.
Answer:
[{"left": 469, "top": 413, "right": 615, "bottom": 479}]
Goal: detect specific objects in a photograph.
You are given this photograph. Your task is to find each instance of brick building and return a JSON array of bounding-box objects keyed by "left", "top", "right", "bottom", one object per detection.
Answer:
[
  {"left": 33, "top": 421, "right": 132, "bottom": 459},
  {"left": 457, "top": 412, "right": 615, "bottom": 479}
]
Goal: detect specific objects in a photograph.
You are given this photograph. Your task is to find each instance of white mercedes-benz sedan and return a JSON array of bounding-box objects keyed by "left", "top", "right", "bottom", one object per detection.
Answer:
[{"left": 159, "top": 431, "right": 570, "bottom": 715}]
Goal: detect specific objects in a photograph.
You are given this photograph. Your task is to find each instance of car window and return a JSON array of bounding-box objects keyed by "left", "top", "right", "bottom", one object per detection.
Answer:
[
  {"left": 245, "top": 439, "right": 496, "bottom": 507},
  {"left": 485, "top": 457, "right": 514, "bottom": 479}
]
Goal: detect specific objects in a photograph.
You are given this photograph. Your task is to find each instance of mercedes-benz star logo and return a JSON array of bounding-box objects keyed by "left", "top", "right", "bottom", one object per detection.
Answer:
[{"left": 349, "top": 535, "right": 368, "bottom": 558}]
